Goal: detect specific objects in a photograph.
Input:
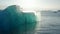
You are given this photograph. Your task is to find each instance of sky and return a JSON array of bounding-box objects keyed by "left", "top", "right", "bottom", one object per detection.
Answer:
[{"left": 0, "top": 0, "right": 60, "bottom": 10}]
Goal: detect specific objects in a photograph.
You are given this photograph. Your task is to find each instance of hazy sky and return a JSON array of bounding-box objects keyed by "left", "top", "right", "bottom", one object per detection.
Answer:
[{"left": 0, "top": 0, "right": 60, "bottom": 10}]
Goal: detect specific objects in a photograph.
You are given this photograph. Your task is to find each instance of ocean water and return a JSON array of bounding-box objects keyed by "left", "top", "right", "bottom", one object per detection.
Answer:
[{"left": 35, "top": 16, "right": 60, "bottom": 34}]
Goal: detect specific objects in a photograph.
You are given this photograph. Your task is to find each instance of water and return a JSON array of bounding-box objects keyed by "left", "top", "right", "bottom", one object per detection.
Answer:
[{"left": 35, "top": 16, "right": 60, "bottom": 34}]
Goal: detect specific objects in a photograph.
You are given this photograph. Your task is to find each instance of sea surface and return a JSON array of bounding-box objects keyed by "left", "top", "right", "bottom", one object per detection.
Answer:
[{"left": 35, "top": 15, "right": 60, "bottom": 34}]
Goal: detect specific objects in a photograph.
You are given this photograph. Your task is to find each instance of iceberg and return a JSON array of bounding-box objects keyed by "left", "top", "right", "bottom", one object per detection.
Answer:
[{"left": 0, "top": 5, "right": 37, "bottom": 34}]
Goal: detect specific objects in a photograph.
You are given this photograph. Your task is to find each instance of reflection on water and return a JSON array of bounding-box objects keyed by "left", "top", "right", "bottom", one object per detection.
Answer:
[{"left": 36, "top": 16, "right": 60, "bottom": 34}]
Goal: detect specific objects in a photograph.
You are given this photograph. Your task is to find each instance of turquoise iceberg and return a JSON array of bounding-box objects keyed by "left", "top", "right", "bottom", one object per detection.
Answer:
[{"left": 0, "top": 5, "right": 37, "bottom": 34}]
